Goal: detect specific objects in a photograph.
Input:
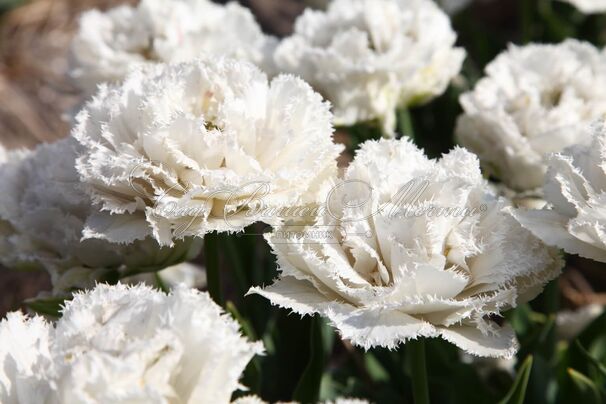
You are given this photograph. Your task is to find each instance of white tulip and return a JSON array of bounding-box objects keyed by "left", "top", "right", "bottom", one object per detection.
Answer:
[
  {"left": 75, "top": 59, "right": 343, "bottom": 246},
  {"left": 273, "top": 0, "right": 465, "bottom": 136},
  {"left": 0, "top": 284, "right": 264, "bottom": 404},
  {"left": 0, "top": 138, "right": 200, "bottom": 293},
  {"left": 456, "top": 40, "right": 606, "bottom": 191},
  {"left": 0, "top": 312, "right": 52, "bottom": 404},
  {"left": 511, "top": 123, "right": 606, "bottom": 263},
  {"left": 70, "top": 0, "right": 277, "bottom": 95},
  {"left": 249, "top": 138, "right": 562, "bottom": 358}
]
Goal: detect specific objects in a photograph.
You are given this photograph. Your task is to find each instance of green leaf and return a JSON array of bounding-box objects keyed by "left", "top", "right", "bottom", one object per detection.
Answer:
[
  {"left": 536, "top": 314, "right": 557, "bottom": 360},
  {"left": 293, "top": 316, "right": 328, "bottom": 403},
  {"left": 397, "top": 108, "right": 415, "bottom": 141},
  {"left": 421, "top": 339, "right": 497, "bottom": 403},
  {"left": 153, "top": 272, "right": 169, "bottom": 293},
  {"left": 408, "top": 339, "right": 430, "bottom": 404},
  {"left": 364, "top": 352, "right": 390, "bottom": 383},
  {"left": 588, "top": 335, "right": 606, "bottom": 364},
  {"left": 221, "top": 233, "right": 248, "bottom": 296},
  {"left": 25, "top": 296, "right": 69, "bottom": 318},
  {"left": 574, "top": 341, "right": 606, "bottom": 380},
  {"left": 318, "top": 373, "right": 338, "bottom": 402},
  {"left": 499, "top": 356, "right": 533, "bottom": 404},
  {"left": 226, "top": 301, "right": 263, "bottom": 395},
  {"left": 526, "top": 353, "right": 557, "bottom": 404},
  {"left": 537, "top": 0, "right": 577, "bottom": 41},
  {"left": 579, "top": 311, "right": 606, "bottom": 348},
  {"left": 567, "top": 368, "right": 602, "bottom": 404},
  {"left": 506, "top": 304, "right": 534, "bottom": 337},
  {"left": 0, "top": 0, "right": 24, "bottom": 14},
  {"left": 226, "top": 301, "right": 258, "bottom": 341},
  {"left": 340, "top": 121, "right": 383, "bottom": 154},
  {"left": 204, "top": 232, "right": 222, "bottom": 305},
  {"left": 507, "top": 304, "right": 556, "bottom": 361},
  {"left": 121, "top": 237, "right": 203, "bottom": 277},
  {"left": 372, "top": 347, "right": 408, "bottom": 395}
]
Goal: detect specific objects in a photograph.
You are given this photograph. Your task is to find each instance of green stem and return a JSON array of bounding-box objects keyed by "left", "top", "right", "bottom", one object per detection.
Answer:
[
  {"left": 154, "top": 272, "right": 169, "bottom": 294},
  {"left": 543, "top": 279, "right": 559, "bottom": 314},
  {"left": 398, "top": 108, "right": 415, "bottom": 141},
  {"left": 519, "top": 0, "right": 534, "bottom": 43},
  {"left": 343, "top": 121, "right": 383, "bottom": 155},
  {"left": 293, "top": 317, "right": 326, "bottom": 403},
  {"left": 204, "top": 232, "right": 222, "bottom": 305},
  {"left": 409, "top": 339, "right": 430, "bottom": 404},
  {"left": 541, "top": 280, "right": 559, "bottom": 359},
  {"left": 222, "top": 233, "right": 249, "bottom": 296}
]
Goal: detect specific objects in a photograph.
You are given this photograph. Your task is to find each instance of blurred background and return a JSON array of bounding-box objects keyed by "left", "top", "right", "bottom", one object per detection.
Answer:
[{"left": 2, "top": 0, "right": 606, "bottom": 317}]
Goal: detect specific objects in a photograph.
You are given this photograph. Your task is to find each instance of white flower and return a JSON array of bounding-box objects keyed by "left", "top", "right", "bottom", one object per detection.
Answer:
[
  {"left": 0, "top": 284, "right": 264, "bottom": 404},
  {"left": 556, "top": 304, "right": 603, "bottom": 340},
  {"left": 0, "top": 312, "right": 52, "bottom": 404},
  {"left": 272, "top": 0, "right": 465, "bottom": 135},
  {"left": 456, "top": 40, "right": 606, "bottom": 192},
  {"left": 75, "top": 59, "right": 343, "bottom": 246},
  {"left": 460, "top": 352, "right": 516, "bottom": 378},
  {"left": 249, "top": 138, "right": 562, "bottom": 358},
  {"left": 122, "top": 261, "right": 207, "bottom": 290},
  {"left": 558, "top": 0, "right": 606, "bottom": 14},
  {"left": 232, "top": 396, "right": 267, "bottom": 404},
  {"left": 490, "top": 183, "right": 547, "bottom": 210},
  {"left": 0, "top": 144, "right": 11, "bottom": 163},
  {"left": 510, "top": 124, "right": 606, "bottom": 263},
  {"left": 70, "top": 0, "right": 277, "bottom": 95},
  {"left": 0, "top": 138, "right": 200, "bottom": 293}
]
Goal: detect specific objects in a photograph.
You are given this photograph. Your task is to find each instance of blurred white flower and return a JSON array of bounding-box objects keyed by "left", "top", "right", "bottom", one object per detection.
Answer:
[
  {"left": 273, "top": 0, "right": 465, "bottom": 135},
  {"left": 75, "top": 59, "right": 343, "bottom": 246},
  {"left": 249, "top": 138, "right": 562, "bottom": 358},
  {"left": 0, "top": 312, "right": 52, "bottom": 404},
  {"left": 558, "top": 0, "right": 606, "bottom": 14},
  {"left": 0, "top": 145, "right": 10, "bottom": 163},
  {"left": 122, "top": 262, "right": 207, "bottom": 290},
  {"left": 456, "top": 40, "right": 606, "bottom": 192},
  {"left": 556, "top": 304, "right": 603, "bottom": 340},
  {"left": 231, "top": 396, "right": 267, "bottom": 404},
  {"left": 0, "top": 138, "right": 200, "bottom": 293},
  {"left": 511, "top": 124, "right": 606, "bottom": 263},
  {"left": 0, "top": 284, "right": 264, "bottom": 404},
  {"left": 490, "top": 183, "right": 547, "bottom": 210},
  {"left": 436, "top": 0, "right": 473, "bottom": 14},
  {"left": 70, "top": 0, "right": 277, "bottom": 95},
  {"left": 460, "top": 351, "right": 516, "bottom": 378},
  {"left": 306, "top": 0, "right": 481, "bottom": 15}
]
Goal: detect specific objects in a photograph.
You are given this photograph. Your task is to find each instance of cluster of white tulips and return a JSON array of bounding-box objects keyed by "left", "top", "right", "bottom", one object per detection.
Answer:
[{"left": 2, "top": 0, "right": 606, "bottom": 402}]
